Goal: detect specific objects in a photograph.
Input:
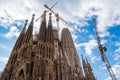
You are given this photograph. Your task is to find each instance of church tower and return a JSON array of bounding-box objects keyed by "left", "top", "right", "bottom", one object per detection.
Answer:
[
  {"left": 33, "top": 11, "right": 47, "bottom": 80},
  {"left": 53, "top": 27, "right": 60, "bottom": 80},
  {"left": 86, "top": 58, "right": 96, "bottom": 80},
  {"left": 42, "top": 13, "right": 54, "bottom": 80},
  {"left": 33, "top": 12, "right": 55, "bottom": 80},
  {"left": 61, "top": 28, "right": 84, "bottom": 80},
  {"left": 0, "top": 19, "right": 28, "bottom": 80},
  {"left": 0, "top": 14, "right": 35, "bottom": 80},
  {"left": 82, "top": 55, "right": 96, "bottom": 80}
]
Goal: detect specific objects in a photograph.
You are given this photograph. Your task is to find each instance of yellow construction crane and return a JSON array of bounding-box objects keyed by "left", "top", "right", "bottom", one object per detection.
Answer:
[
  {"left": 44, "top": 3, "right": 80, "bottom": 33},
  {"left": 93, "top": 18, "right": 117, "bottom": 80}
]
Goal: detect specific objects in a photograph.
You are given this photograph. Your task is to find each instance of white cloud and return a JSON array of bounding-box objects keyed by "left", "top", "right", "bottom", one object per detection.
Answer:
[
  {"left": 112, "top": 64, "right": 120, "bottom": 77},
  {"left": 114, "top": 42, "right": 120, "bottom": 60},
  {"left": 0, "top": 56, "right": 8, "bottom": 64},
  {"left": 114, "top": 53, "right": 120, "bottom": 61},
  {"left": 71, "top": 34, "right": 77, "bottom": 41},
  {"left": 0, "top": 16, "right": 13, "bottom": 29},
  {"left": 0, "top": 44, "right": 7, "bottom": 50},
  {"left": 116, "top": 42, "right": 120, "bottom": 47},
  {"left": 99, "top": 32, "right": 110, "bottom": 38},
  {"left": 0, "top": 0, "right": 42, "bottom": 20},
  {"left": 89, "top": 34, "right": 94, "bottom": 39},
  {"left": 4, "top": 26, "right": 20, "bottom": 38},
  {"left": 57, "top": 0, "right": 120, "bottom": 38},
  {"left": 1, "top": 0, "right": 120, "bottom": 25},
  {"left": 76, "top": 39, "right": 97, "bottom": 55},
  {"left": 0, "top": 0, "right": 120, "bottom": 37},
  {"left": 90, "top": 55, "right": 101, "bottom": 63},
  {"left": 83, "top": 39, "right": 97, "bottom": 55},
  {"left": 99, "top": 64, "right": 107, "bottom": 70},
  {"left": 105, "top": 77, "right": 111, "bottom": 80},
  {"left": 101, "top": 39, "right": 108, "bottom": 44},
  {"left": 115, "top": 48, "right": 120, "bottom": 53}
]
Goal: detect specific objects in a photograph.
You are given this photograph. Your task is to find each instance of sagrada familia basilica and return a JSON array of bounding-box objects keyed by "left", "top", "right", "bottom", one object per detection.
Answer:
[{"left": 0, "top": 9, "right": 95, "bottom": 80}]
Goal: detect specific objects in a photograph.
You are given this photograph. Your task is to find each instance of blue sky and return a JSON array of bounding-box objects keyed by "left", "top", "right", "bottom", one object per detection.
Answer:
[{"left": 0, "top": 0, "right": 120, "bottom": 80}]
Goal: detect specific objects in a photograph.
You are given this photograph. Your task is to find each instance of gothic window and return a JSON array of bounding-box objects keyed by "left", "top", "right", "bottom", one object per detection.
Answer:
[
  {"left": 39, "top": 44, "right": 42, "bottom": 49},
  {"left": 49, "top": 48, "right": 50, "bottom": 53},
  {"left": 47, "top": 46, "right": 48, "bottom": 51},
  {"left": 30, "top": 61, "right": 34, "bottom": 77},
  {"left": 39, "top": 33, "right": 42, "bottom": 40},
  {"left": 40, "top": 45, "right": 42, "bottom": 55},
  {"left": 42, "top": 32, "right": 45, "bottom": 40},
  {"left": 23, "top": 47, "right": 27, "bottom": 52},
  {"left": 47, "top": 46, "right": 49, "bottom": 58},
  {"left": 32, "top": 52, "right": 35, "bottom": 57},
  {"left": 26, "top": 63, "right": 29, "bottom": 73},
  {"left": 43, "top": 46, "right": 45, "bottom": 51},
  {"left": 49, "top": 73, "right": 52, "bottom": 80},
  {"left": 49, "top": 54, "right": 50, "bottom": 59},
  {"left": 45, "top": 60, "right": 48, "bottom": 64},
  {"left": 41, "top": 35, "right": 43, "bottom": 40},
  {"left": 42, "top": 46, "right": 45, "bottom": 55},
  {"left": 14, "top": 54, "right": 17, "bottom": 62},
  {"left": 18, "top": 69, "right": 25, "bottom": 80}
]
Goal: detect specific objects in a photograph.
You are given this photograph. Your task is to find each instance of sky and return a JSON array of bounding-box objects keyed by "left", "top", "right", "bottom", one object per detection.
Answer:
[{"left": 0, "top": 0, "right": 120, "bottom": 80}]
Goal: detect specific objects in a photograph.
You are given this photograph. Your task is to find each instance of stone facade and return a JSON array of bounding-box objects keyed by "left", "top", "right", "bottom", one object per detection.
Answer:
[{"left": 0, "top": 11, "right": 95, "bottom": 80}]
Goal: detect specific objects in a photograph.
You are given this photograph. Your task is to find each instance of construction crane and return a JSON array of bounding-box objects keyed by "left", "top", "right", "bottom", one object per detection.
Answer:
[
  {"left": 3, "top": 9, "right": 14, "bottom": 20},
  {"left": 44, "top": 3, "right": 80, "bottom": 33},
  {"left": 93, "top": 18, "right": 117, "bottom": 80},
  {"left": 35, "top": 2, "right": 58, "bottom": 22}
]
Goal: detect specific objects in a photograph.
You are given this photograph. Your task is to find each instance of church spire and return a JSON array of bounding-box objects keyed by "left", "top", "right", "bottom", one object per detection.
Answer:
[
  {"left": 22, "top": 20, "right": 28, "bottom": 33},
  {"left": 81, "top": 55, "right": 89, "bottom": 79},
  {"left": 48, "top": 13, "right": 52, "bottom": 26},
  {"left": 23, "top": 14, "right": 35, "bottom": 44},
  {"left": 46, "top": 13, "right": 53, "bottom": 43},
  {"left": 12, "top": 20, "right": 28, "bottom": 50},
  {"left": 41, "top": 11, "right": 46, "bottom": 23},
  {"left": 38, "top": 11, "right": 46, "bottom": 41},
  {"left": 86, "top": 58, "right": 96, "bottom": 80}
]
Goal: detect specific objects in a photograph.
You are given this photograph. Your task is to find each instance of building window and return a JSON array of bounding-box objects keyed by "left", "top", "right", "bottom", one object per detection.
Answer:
[
  {"left": 19, "top": 69, "right": 24, "bottom": 79},
  {"left": 49, "top": 48, "right": 51, "bottom": 53}
]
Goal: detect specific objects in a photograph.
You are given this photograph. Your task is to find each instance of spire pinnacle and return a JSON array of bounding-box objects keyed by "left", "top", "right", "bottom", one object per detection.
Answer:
[
  {"left": 32, "top": 14, "right": 35, "bottom": 20},
  {"left": 29, "top": 14, "right": 35, "bottom": 27},
  {"left": 23, "top": 14, "right": 35, "bottom": 43},
  {"left": 40, "top": 11, "right": 46, "bottom": 23},
  {"left": 38, "top": 11, "right": 47, "bottom": 41},
  {"left": 48, "top": 13, "right": 52, "bottom": 26},
  {"left": 46, "top": 12, "right": 53, "bottom": 43},
  {"left": 22, "top": 19, "right": 28, "bottom": 33},
  {"left": 44, "top": 11, "right": 47, "bottom": 22}
]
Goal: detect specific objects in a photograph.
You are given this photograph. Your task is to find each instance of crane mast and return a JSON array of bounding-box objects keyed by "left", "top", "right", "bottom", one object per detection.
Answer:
[{"left": 93, "top": 18, "right": 117, "bottom": 80}]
